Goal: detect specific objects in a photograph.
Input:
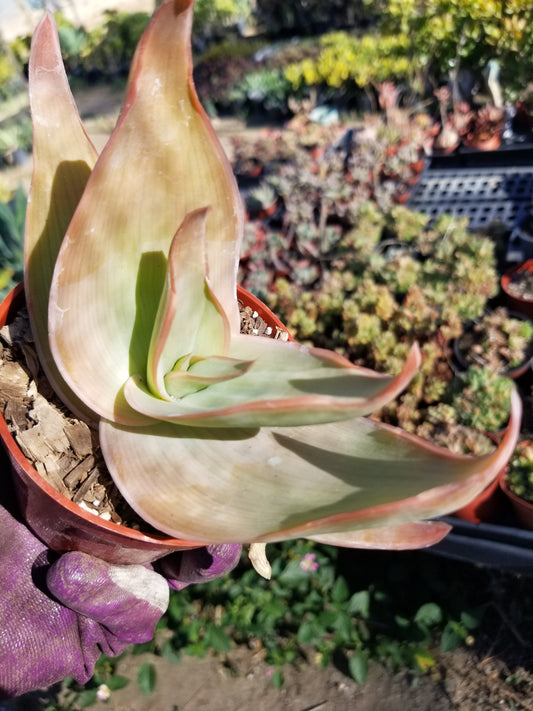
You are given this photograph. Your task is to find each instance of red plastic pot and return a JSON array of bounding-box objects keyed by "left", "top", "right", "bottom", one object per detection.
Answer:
[
  {"left": 501, "top": 260, "right": 533, "bottom": 320},
  {"left": 0, "top": 283, "right": 289, "bottom": 563},
  {"left": 237, "top": 284, "right": 291, "bottom": 338},
  {"left": 453, "top": 432, "right": 504, "bottom": 524},
  {"left": 463, "top": 132, "right": 502, "bottom": 152},
  {"left": 500, "top": 478, "right": 533, "bottom": 530},
  {"left": 499, "top": 441, "right": 533, "bottom": 530},
  {"left": 453, "top": 477, "right": 502, "bottom": 524}
]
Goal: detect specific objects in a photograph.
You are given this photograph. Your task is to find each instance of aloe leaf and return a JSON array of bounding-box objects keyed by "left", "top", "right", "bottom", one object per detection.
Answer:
[
  {"left": 99, "top": 389, "right": 521, "bottom": 543},
  {"left": 48, "top": 0, "right": 243, "bottom": 423},
  {"left": 164, "top": 357, "right": 253, "bottom": 398},
  {"left": 124, "top": 341, "right": 421, "bottom": 427},
  {"left": 147, "top": 208, "right": 230, "bottom": 398},
  {"left": 308, "top": 521, "right": 452, "bottom": 549},
  {"left": 25, "top": 13, "right": 98, "bottom": 422}
]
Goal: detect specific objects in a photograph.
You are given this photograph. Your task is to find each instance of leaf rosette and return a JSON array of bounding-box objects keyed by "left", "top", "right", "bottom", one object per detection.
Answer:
[{"left": 24, "top": 0, "right": 521, "bottom": 550}]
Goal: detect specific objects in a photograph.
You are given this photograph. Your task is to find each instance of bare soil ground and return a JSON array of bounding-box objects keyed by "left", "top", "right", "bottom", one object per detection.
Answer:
[
  {"left": 8, "top": 634, "right": 533, "bottom": 711},
  {"left": 3, "top": 84, "right": 533, "bottom": 711}
]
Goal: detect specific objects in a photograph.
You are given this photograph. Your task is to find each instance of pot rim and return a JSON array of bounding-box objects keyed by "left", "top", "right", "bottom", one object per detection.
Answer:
[
  {"left": 1, "top": 282, "right": 289, "bottom": 549},
  {"left": 501, "top": 259, "right": 533, "bottom": 302},
  {"left": 0, "top": 284, "right": 204, "bottom": 548},
  {"left": 499, "top": 439, "right": 533, "bottom": 509}
]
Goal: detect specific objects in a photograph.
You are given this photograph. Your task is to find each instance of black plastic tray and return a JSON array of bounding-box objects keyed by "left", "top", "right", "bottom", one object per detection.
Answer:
[
  {"left": 408, "top": 144, "right": 533, "bottom": 233},
  {"left": 408, "top": 145, "right": 533, "bottom": 574},
  {"left": 408, "top": 165, "right": 533, "bottom": 231},
  {"left": 429, "top": 143, "right": 533, "bottom": 169},
  {"left": 431, "top": 516, "right": 533, "bottom": 577}
]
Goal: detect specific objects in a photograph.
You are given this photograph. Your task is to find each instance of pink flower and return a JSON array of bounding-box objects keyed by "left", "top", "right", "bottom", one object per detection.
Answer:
[
  {"left": 96, "top": 684, "right": 111, "bottom": 702},
  {"left": 300, "top": 553, "right": 319, "bottom": 572}
]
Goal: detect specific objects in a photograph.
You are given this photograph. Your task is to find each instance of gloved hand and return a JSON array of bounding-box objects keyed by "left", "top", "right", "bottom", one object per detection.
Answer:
[{"left": 0, "top": 473, "right": 241, "bottom": 700}]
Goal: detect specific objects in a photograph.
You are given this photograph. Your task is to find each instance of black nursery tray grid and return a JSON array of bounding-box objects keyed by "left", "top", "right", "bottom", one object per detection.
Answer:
[
  {"left": 408, "top": 149, "right": 533, "bottom": 575},
  {"left": 408, "top": 165, "right": 533, "bottom": 232},
  {"left": 431, "top": 517, "right": 533, "bottom": 578}
]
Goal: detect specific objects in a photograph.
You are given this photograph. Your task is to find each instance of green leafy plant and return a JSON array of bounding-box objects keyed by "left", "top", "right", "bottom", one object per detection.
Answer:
[
  {"left": 150, "top": 541, "right": 482, "bottom": 681},
  {"left": 46, "top": 653, "right": 129, "bottom": 709},
  {"left": 0, "top": 39, "right": 26, "bottom": 101},
  {"left": 505, "top": 441, "right": 533, "bottom": 504},
  {"left": 51, "top": 540, "right": 492, "bottom": 705},
  {"left": 284, "top": 31, "right": 414, "bottom": 106},
  {"left": 448, "top": 367, "right": 514, "bottom": 434},
  {"left": 376, "top": 0, "right": 533, "bottom": 99},
  {"left": 80, "top": 11, "right": 151, "bottom": 79},
  {"left": 0, "top": 187, "right": 26, "bottom": 299},
  {"left": 193, "top": 0, "right": 252, "bottom": 37},
  {"left": 0, "top": 113, "right": 33, "bottom": 164}
]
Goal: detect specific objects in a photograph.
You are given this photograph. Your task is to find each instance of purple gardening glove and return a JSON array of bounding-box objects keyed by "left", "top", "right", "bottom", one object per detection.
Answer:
[{"left": 0, "top": 468, "right": 241, "bottom": 700}]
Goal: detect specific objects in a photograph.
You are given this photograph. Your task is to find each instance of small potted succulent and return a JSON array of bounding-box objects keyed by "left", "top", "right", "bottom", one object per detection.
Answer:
[
  {"left": 463, "top": 104, "right": 505, "bottom": 151},
  {"left": 432, "top": 88, "right": 473, "bottom": 154},
  {"left": 500, "top": 441, "right": 533, "bottom": 529},
  {"left": 0, "top": 0, "right": 522, "bottom": 571},
  {"left": 453, "top": 307, "right": 533, "bottom": 379},
  {"left": 501, "top": 259, "right": 533, "bottom": 319}
]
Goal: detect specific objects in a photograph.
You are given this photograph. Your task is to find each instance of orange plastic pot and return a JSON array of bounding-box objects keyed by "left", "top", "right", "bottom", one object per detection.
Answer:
[
  {"left": 453, "top": 432, "right": 504, "bottom": 524},
  {"left": 453, "top": 477, "right": 503, "bottom": 524},
  {"left": 501, "top": 260, "right": 533, "bottom": 320},
  {"left": 237, "top": 284, "right": 291, "bottom": 338},
  {"left": 499, "top": 441, "right": 533, "bottom": 530},
  {"left": 0, "top": 283, "right": 289, "bottom": 563},
  {"left": 499, "top": 478, "right": 533, "bottom": 530}
]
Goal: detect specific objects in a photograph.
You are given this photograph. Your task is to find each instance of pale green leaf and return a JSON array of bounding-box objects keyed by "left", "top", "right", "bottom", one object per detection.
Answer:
[
  {"left": 147, "top": 208, "right": 230, "bottom": 397},
  {"left": 25, "top": 13, "right": 98, "bottom": 422},
  {"left": 99, "top": 389, "right": 521, "bottom": 543},
  {"left": 48, "top": 0, "right": 243, "bottom": 423},
  {"left": 137, "top": 662, "right": 156, "bottom": 695},
  {"left": 123, "top": 341, "right": 421, "bottom": 428},
  {"left": 348, "top": 651, "right": 368, "bottom": 684}
]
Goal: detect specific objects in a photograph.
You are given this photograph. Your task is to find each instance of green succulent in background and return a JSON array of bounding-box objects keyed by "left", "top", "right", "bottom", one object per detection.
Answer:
[
  {"left": 0, "top": 187, "right": 26, "bottom": 299},
  {"left": 506, "top": 441, "right": 533, "bottom": 504},
  {"left": 284, "top": 31, "right": 414, "bottom": 100},
  {"left": 0, "top": 40, "right": 26, "bottom": 102},
  {"left": 449, "top": 367, "right": 514, "bottom": 433},
  {"left": 230, "top": 69, "right": 292, "bottom": 114},
  {"left": 0, "top": 113, "right": 33, "bottom": 164}
]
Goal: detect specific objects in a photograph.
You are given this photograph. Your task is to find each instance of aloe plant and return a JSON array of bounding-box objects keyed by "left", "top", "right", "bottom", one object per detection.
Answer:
[{"left": 23, "top": 0, "right": 521, "bottom": 557}]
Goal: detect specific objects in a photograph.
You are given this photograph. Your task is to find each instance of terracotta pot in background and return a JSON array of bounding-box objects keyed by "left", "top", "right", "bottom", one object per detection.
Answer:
[
  {"left": 463, "top": 133, "right": 502, "bottom": 152},
  {"left": 500, "top": 476, "right": 533, "bottom": 530},
  {"left": 453, "top": 477, "right": 503, "bottom": 524},
  {"left": 0, "top": 283, "right": 289, "bottom": 563},
  {"left": 501, "top": 260, "right": 533, "bottom": 320},
  {"left": 453, "top": 432, "right": 504, "bottom": 524},
  {"left": 499, "top": 441, "right": 533, "bottom": 531}
]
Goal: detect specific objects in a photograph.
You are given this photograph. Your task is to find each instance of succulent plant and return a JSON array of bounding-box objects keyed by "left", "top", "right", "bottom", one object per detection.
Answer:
[
  {"left": 455, "top": 308, "right": 533, "bottom": 374},
  {"left": 506, "top": 441, "right": 533, "bottom": 504},
  {"left": 22, "top": 0, "right": 521, "bottom": 558}
]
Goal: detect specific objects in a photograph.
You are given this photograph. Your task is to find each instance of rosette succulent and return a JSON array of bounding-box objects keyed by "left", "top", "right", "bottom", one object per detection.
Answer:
[{"left": 24, "top": 0, "right": 521, "bottom": 557}]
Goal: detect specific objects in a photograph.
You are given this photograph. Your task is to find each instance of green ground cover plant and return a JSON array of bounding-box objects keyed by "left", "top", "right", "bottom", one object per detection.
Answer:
[{"left": 49, "top": 541, "right": 497, "bottom": 708}]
